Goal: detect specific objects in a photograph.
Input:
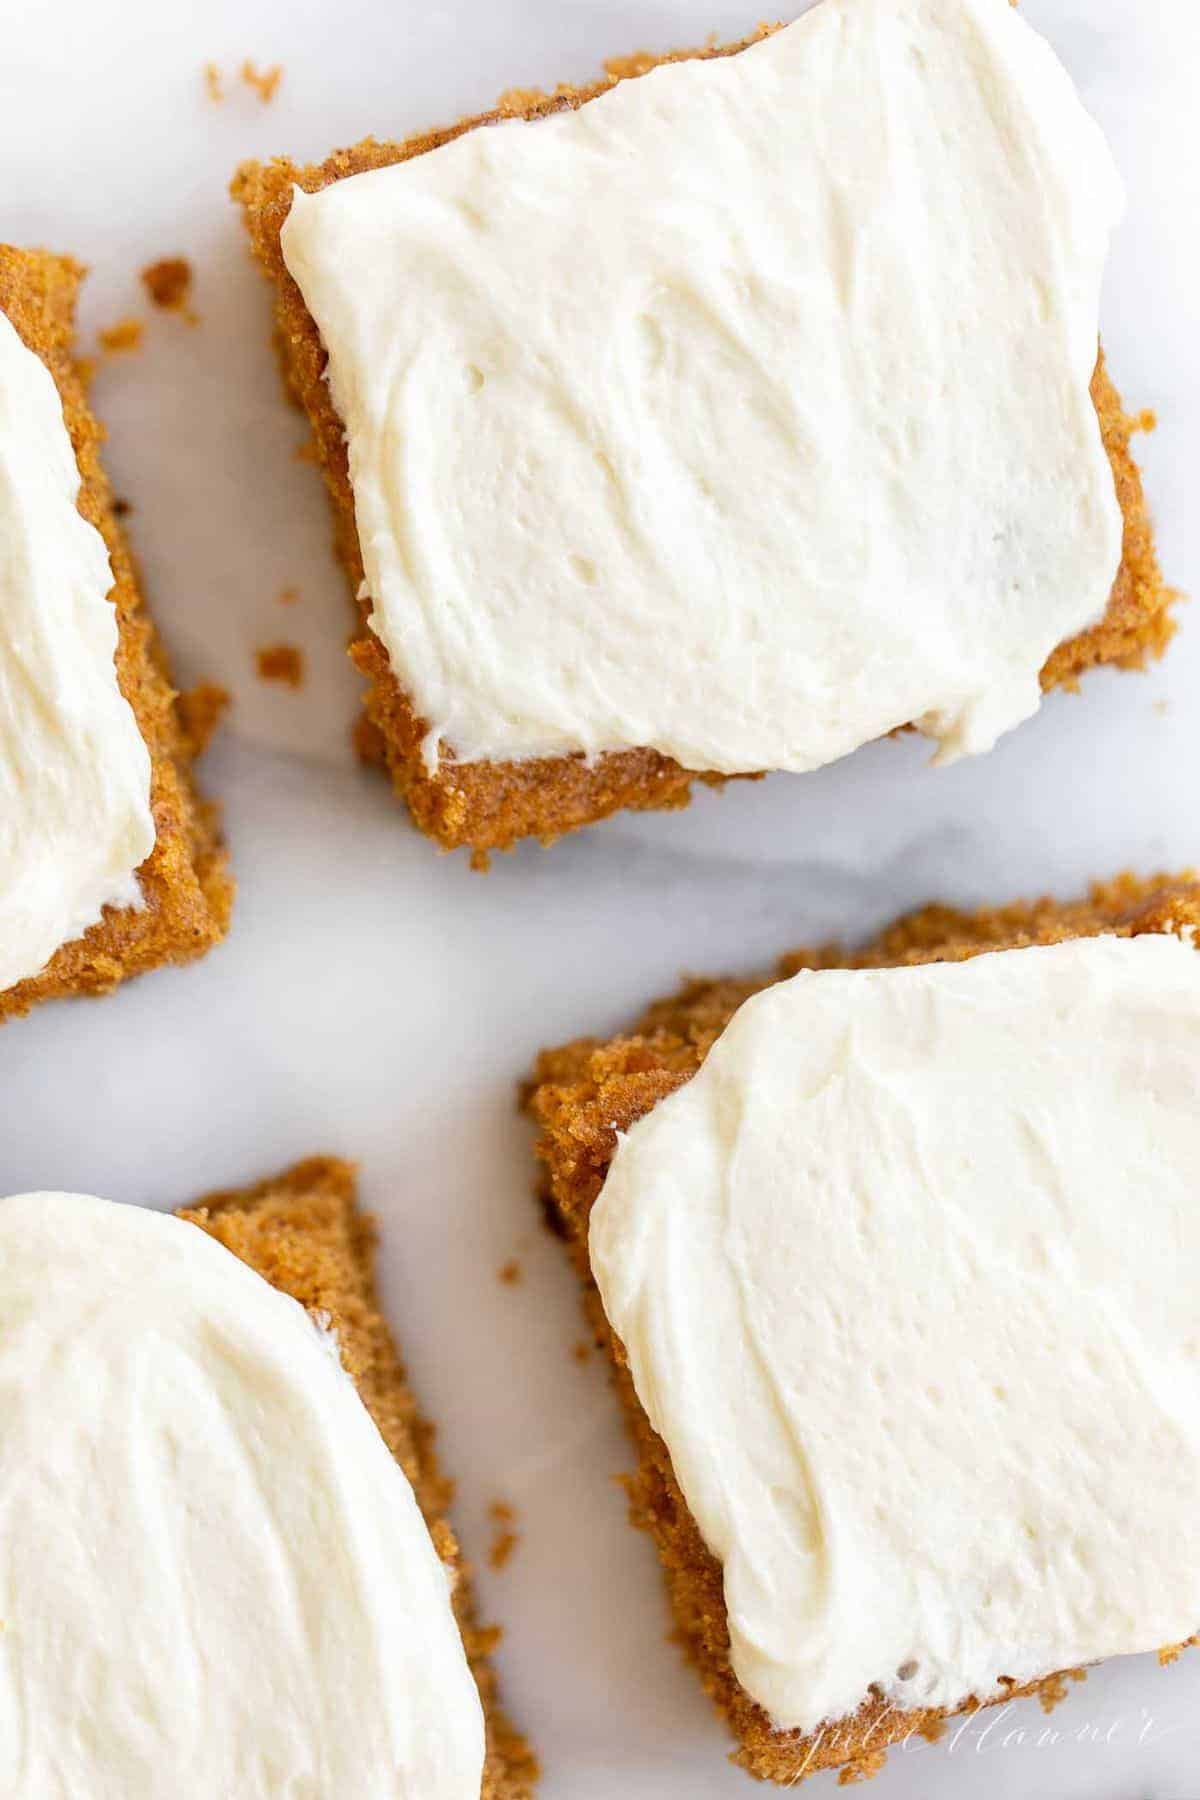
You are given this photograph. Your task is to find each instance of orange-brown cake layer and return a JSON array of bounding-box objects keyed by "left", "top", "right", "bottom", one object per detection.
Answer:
[
  {"left": 526, "top": 874, "right": 1200, "bottom": 1784},
  {"left": 0, "top": 246, "right": 232, "bottom": 1019},
  {"left": 234, "top": 29, "right": 1175, "bottom": 860},
  {"left": 181, "top": 1156, "right": 537, "bottom": 1800}
]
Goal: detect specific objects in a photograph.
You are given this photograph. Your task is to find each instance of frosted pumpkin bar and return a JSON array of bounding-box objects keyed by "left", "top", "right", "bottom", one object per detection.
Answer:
[
  {"left": 526, "top": 876, "right": 1200, "bottom": 1783},
  {"left": 0, "top": 245, "right": 230, "bottom": 1017},
  {"left": 0, "top": 1158, "right": 536, "bottom": 1798},
  {"left": 234, "top": 0, "right": 1173, "bottom": 857}
]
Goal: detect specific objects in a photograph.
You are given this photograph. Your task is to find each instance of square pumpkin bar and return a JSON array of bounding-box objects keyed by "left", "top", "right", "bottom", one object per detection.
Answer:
[
  {"left": 526, "top": 874, "right": 1200, "bottom": 1784},
  {"left": 235, "top": 1, "right": 1173, "bottom": 859},
  {"left": 0, "top": 246, "right": 231, "bottom": 1019}
]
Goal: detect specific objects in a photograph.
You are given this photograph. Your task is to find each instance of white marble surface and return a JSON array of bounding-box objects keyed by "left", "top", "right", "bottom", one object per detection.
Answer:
[{"left": 2, "top": 1, "right": 1198, "bottom": 1794}]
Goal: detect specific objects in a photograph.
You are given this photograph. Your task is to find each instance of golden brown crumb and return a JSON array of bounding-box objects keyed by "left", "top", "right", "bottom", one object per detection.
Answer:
[
  {"left": 571, "top": 1339, "right": 591, "bottom": 1364},
  {"left": 112, "top": 496, "right": 132, "bottom": 517},
  {"left": 837, "top": 1752, "right": 888, "bottom": 1786},
  {"left": 177, "top": 683, "right": 231, "bottom": 758},
  {"left": 604, "top": 52, "right": 667, "bottom": 80},
  {"left": 141, "top": 258, "right": 197, "bottom": 324},
  {"left": 255, "top": 643, "right": 305, "bottom": 689},
  {"left": 98, "top": 317, "right": 143, "bottom": 355},
  {"left": 497, "top": 1259, "right": 522, "bottom": 1287},
  {"left": 1036, "top": 1668, "right": 1087, "bottom": 1715},
  {"left": 487, "top": 1501, "right": 520, "bottom": 1571},
  {"left": 203, "top": 61, "right": 224, "bottom": 102},
  {"left": 241, "top": 59, "right": 283, "bottom": 103},
  {"left": 495, "top": 85, "right": 551, "bottom": 114},
  {"left": 276, "top": 584, "right": 300, "bottom": 606}
]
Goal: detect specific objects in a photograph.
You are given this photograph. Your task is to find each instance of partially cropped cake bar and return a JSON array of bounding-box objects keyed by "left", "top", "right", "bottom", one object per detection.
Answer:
[
  {"left": 526, "top": 874, "right": 1200, "bottom": 1784},
  {"left": 0, "top": 1158, "right": 535, "bottom": 1798},
  {"left": 235, "top": 0, "right": 1174, "bottom": 859},
  {"left": 0, "top": 246, "right": 230, "bottom": 1020}
]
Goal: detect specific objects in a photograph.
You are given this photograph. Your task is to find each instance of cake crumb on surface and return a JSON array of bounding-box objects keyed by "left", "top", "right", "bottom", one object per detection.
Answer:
[
  {"left": 177, "top": 683, "right": 231, "bottom": 757},
  {"left": 495, "top": 85, "right": 550, "bottom": 114},
  {"left": 98, "top": 317, "right": 142, "bottom": 355},
  {"left": 1036, "top": 1667, "right": 1087, "bottom": 1715},
  {"left": 498, "top": 1259, "right": 522, "bottom": 1286},
  {"left": 141, "top": 258, "right": 196, "bottom": 323},
  {"left": 487, "top": 1501, "right": 520, "bottom": 1571},
  {"left": 603, "top": 52, "right": 662, "bottom": 81},
  {"left": 255, "top": 643, "right": 305, "bottom": 689},
  {"left": 276, "top": 585, "right": 300, "bottom": 606},
  {"left": 242, "top": 59, "right": 283, "bottom": 102},
  {"left": 204, "top": 60, "right": 284, "bottom": 107},
  {"left": 571, "top": 1339, "right": 591, "bottom": 1364},
  {"left": 837, "top": 1750, "right": 888, "bottom": 1785}
]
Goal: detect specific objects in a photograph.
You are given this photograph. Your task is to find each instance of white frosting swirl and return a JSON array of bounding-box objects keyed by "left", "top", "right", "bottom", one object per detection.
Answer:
[
  {"left": 0, "top": 312, "right": 154, "bottom": 991},
  {"left": 0, "top": 1192, "right": 486, "bottom": 1798},
  {"left": 591, "top": 933, "right": 1200, "bottom": 1731},
  {"left": 282, "top": 0, "right": 1123, "bottom": 775}
]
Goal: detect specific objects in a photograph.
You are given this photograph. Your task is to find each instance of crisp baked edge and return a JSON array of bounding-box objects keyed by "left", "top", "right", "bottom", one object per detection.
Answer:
[
  {"left": 525, "top": 873, "right": 1200, "bottom": 1784},
  {"left": 181, "top": 1155, "right": 538, "bottom": 1800}
]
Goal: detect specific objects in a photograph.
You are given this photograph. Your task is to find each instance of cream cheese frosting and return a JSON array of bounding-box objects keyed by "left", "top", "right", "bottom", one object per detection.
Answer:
[
  {"left": 0, "top": 313, "right": 155, "bottom": 992},
  {"left": 282, "top": 0, "right": 1123, "bottom": 776},
  {"left": 589, "top": 932, "right": 1200, "bottom": 1733},
  {"left": 0, "top": 1192, "right": 486, "bottom": 1799}
]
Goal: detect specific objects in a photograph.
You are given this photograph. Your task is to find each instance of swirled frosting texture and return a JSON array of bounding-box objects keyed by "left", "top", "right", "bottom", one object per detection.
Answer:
[
  {"left": 590, "top": 933, "right": 1200, "bottom": 1732},
  {"left": 282, "top": 0, "right": 1123, "bottom": 775},
  {"left": 0, "top": 1192, "right": 485, "bottom": 1799},
  {"left": 0, "top": 313, "right": 154, "bottom": 991}
]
